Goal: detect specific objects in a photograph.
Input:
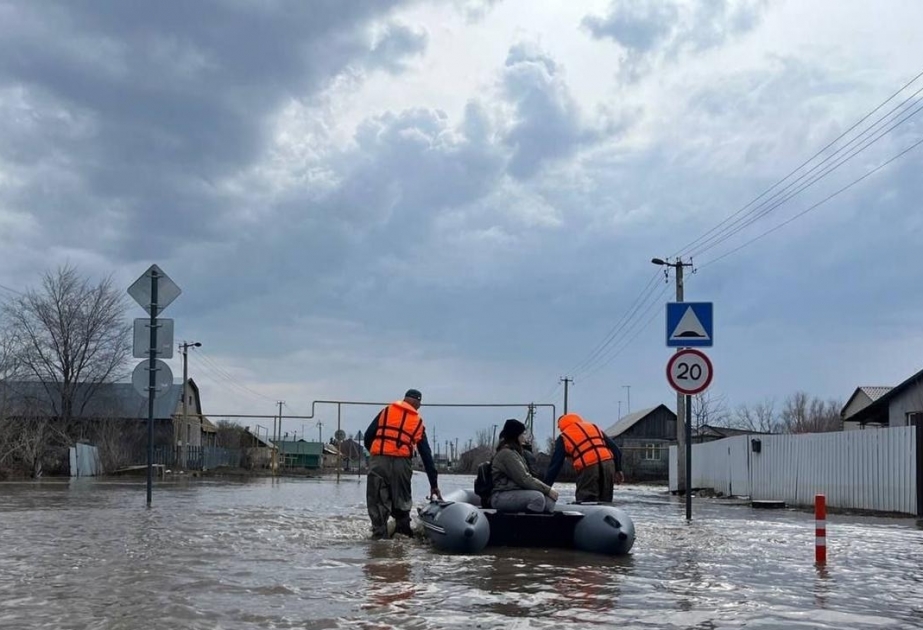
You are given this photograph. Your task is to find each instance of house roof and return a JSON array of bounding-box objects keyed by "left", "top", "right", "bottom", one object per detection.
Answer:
[
  {"left": 859, "top": 386, "right": 893, "bottom": 401},
  {"left": 0, "top": 379, "right": 194, "bottom": 421},
  {"left": 201, "top": 415, "right": 217, "bottom": 433},
  {"left": 848, "top": 367, "right": 923, "bottom": 425},
  {"left": 338, "top": 439, "right": 368, "bottom": 459},
  {"left": 604, "top": 404, "right": 674, "bottom": 438},
  {"left": 279, "top": 440, "right": 323, "bottom": 456},
  {"left": 242, "top": 428, "right": 274, "bottom": 448},
  {"left": 695, "top": 424, "right": 772, "bottom": 439},
  {"left": 840, "top": 385, "right": 893, "bottom": 418}
]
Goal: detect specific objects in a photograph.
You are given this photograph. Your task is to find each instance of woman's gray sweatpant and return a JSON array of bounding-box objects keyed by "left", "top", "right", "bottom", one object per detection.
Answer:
[{"left": 490, "top": 489, "right": 556, "bottom": 513}]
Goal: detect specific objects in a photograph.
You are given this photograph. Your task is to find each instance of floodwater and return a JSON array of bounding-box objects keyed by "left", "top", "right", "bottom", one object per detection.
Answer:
[{"left": 1, "top": 474, "right": 922, "bottom": 630}]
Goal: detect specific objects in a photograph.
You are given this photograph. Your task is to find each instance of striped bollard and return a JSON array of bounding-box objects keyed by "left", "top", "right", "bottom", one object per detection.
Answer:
[{"left": 815, "top": 494, "right": 826, "bottom": 564}]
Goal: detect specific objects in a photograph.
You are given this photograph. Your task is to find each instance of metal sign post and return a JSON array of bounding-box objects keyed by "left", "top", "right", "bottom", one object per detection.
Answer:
[
  {"left": 667, "top": 348, "right": 714, "bottom": 521},
  {"left": 128, "top": 264, "right": 182, "bottom": 507},
  {"left": 146, "top": 270, "right": 159, "bottom": 506}
]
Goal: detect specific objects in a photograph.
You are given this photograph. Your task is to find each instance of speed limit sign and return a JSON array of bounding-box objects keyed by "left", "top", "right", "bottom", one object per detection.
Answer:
[{"left": 666, "top": 348, "right": 713, "bottom": 395}]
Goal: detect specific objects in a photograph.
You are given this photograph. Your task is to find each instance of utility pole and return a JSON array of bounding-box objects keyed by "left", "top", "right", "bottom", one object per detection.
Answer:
[
  {"left": 179, "top": 341, "right": 201, "bottom": 470},
  {"left": 278, "top": 401, "right": 283, "bottom": 443},
  {"left": 622, "top": 385, "right": 631, "bottom": 415},
  {"left": 618, "top": 400, "right": 622, "bottom": 419},
  {"left": 561, "top": 377, "right": 573, "bottom": 415},
  {"left": 652, "top": 256, "right": 694, "bottom": 493},
  {"left": 273, "top": 400, "right": 283, "bottom": 474}
]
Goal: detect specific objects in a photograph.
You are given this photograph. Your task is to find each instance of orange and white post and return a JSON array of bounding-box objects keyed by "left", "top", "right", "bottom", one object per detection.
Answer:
[{"left": 815, "top": 494, "right": 827, "bottom": 564}]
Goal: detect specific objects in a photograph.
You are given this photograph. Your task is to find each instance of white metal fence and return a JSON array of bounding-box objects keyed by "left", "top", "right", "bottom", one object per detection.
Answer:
[
  {"left": 69, "top": 443, "right": 102, "bottom": 477},
  {"left": 669, "top": 426, "right": 916, "bottom": 515}
]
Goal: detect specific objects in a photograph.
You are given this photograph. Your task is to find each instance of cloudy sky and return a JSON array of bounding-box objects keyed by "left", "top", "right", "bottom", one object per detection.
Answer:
[{"left": 1, "top": 0, "right": 921, "bottom": 449}]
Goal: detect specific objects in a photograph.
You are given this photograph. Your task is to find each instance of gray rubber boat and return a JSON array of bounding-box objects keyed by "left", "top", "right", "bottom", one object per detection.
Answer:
[{"left": 417, "top": 488, "right": 635, "bottom": 556}]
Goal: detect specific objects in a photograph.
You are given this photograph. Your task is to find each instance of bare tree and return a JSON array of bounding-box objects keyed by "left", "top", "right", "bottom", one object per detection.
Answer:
[
  {"left": 544, "top": 435, "right": 558, "bottom": 456},
  {"left": 0, "top": 330, "right": 23, "bottom": 471},
  {"left": 92, "top": 417, "right": 144, "bottom": 472},
  {"left": 692, "top": 390, "right": 731, "bottom": 432},
  {"left": 2, "top": 265, "right": 130, "bottom": 475},
  {"left": 779, "top": 391, "right": 842, "bottom": 433},
  {"left": 734, "top": 398, "right": 778, "bottom": 433},
  {"left": 216, "top": 419, "right": 245, "bottom": 449},
  {"left": 475, "top": 427, "right": 494, "bottom": 448},
  {"left": 456, "top": 444, "right": 492, "bottom": 474},
  {"left": 3, "top": 265, "right": 130, "bottom": 427}
]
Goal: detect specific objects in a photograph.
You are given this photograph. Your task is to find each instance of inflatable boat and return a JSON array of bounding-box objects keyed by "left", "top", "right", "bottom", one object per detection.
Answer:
[{"left": 417, "top": 489, "right": 635, "bottom": 556}]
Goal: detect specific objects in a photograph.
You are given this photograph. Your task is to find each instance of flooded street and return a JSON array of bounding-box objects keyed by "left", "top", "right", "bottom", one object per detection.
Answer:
[{"left": 2, "top": 474, "right": 922, "bottom": 629}]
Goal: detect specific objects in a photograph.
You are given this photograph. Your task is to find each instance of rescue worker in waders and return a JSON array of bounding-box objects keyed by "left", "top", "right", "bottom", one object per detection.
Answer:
[
  {"left": 363, "top": 389, "right": 441, "bottom": 539},
  {"left": 544, "top": 412, "right": 625, "bottom": 503}
]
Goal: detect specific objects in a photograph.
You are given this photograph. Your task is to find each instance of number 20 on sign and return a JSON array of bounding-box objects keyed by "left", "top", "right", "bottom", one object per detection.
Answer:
[{"left": 666, "top": 348, "right": 714, "bottom": 395}]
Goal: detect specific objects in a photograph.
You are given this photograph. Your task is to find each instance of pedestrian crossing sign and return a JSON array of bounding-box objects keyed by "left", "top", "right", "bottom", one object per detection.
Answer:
[{"left": 666, "top": 302, "right": 713, "bottom": 347}]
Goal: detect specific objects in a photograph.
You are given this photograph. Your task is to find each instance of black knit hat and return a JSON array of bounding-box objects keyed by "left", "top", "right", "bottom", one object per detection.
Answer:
[
  {"left": 404, "top": 388, "right": 422, "bottom": 401},
  {"left": 498, "top": 418, "right": 526, "bottom": 441}
]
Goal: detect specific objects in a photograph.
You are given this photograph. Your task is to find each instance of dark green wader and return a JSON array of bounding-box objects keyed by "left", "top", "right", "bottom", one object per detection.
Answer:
[{"left": 366, "top": 455, "right": 414, "bottom": 538}]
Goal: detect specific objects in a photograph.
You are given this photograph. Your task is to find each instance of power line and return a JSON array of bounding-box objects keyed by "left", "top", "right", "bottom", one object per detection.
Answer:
[
  {"left": 566, "top": 269, "right": 663, "bottom": 377},
  {"left": 0, "top": 282, "right": 24, "bottom": 296},
  {"left": 686, "top": 96, "right": 923, "bottom": 260},
  {"left": 187, "top": 353, "right": 269, "bottom": 402},
  {"left": 672, "top": 67, "right": 923, "bottom": 259},
  {"left": 191, "top": 348, "right": 275, "bottom": 402},
  {"left": 699, "top": 135, "right": 923, "bottom": 269},
  {"left": 573, "top": 279, "right": 671, "bottom": 379},
  {"left": 578, "top": 283, "right": 671, "bottom": 383}
]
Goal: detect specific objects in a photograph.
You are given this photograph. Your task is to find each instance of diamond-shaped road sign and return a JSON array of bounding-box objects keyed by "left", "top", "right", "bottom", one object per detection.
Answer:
[
  {"left": 132, "top": 359, "right": 174, "bottom": 399},
  {"left": 128, "top": 264, "right": 181, "bottom": 315},
  {"left": 132, "top": 318, "right": 174, "bottom": 359}
]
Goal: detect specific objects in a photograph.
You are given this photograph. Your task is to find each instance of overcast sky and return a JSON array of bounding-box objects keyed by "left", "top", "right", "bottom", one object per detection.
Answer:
[{"left": 1, "top": 0, "right": 921, "bottom": 449}]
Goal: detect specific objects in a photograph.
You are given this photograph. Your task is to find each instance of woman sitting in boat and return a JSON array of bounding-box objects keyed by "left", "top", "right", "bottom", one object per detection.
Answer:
[{"left": 490, "top": 419, "right": 559, "bottom": 513}]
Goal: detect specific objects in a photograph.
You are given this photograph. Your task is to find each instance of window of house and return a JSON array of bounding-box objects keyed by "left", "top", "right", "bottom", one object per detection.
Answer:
[
  {"left": 187, "top": 423, "right": 192, "bottom": 445},
  {"left": 643, "top": 444, "right": 660, "bottom": 460}
]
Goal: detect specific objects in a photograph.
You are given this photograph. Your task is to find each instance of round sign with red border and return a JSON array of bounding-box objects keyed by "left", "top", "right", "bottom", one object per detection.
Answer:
[{"left": 666, "top": 349, "right": 713, "bottom": 395}]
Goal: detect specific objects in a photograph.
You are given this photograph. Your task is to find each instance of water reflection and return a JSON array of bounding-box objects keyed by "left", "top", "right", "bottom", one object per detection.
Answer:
[
  {"left": 2, "top": 478, "right": 923, "bottom": 629},
  {"left": 363, "top": 541, "right": 417, "bottom": 608},
  {"left": 813, "top": 564, "right": 832, "bottom": 610},
  {"left": 462, "top": 549, "right": 636, "bottom": 620}
]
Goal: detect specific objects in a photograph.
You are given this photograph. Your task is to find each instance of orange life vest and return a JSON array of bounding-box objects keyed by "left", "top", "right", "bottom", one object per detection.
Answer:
[
  {"left": 369, "top": 400, "right": 424, "bottom": 457},
  {"left": 558, "top": 413, "right": 613, "bottom": 472}
]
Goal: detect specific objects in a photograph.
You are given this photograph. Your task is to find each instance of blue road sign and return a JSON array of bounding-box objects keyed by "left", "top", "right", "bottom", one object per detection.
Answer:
[{"left": 666, "top": 302, "right": 713, "bottom": 347}]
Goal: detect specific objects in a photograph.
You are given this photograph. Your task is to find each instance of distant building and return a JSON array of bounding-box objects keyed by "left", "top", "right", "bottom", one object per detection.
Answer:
[
  {"left": 604, "top": 404, "right": 677, "bottom": 480},
  {"left": 277, "top": 439, "right": 323, "bottom": 469}
]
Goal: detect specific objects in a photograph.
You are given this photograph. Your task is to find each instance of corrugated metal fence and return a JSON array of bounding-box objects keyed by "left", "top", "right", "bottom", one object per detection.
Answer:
[
  {"left": 69, "top": 443, "right": 102, "bottom": 477},
  {"left": 669, "top": 426, "right": 917, "bottom": 515}
]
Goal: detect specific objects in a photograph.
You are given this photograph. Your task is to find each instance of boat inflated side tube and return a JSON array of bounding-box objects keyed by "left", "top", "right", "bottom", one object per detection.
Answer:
[
  {"left": 418, "top": 499, "right": 490, "bottom": 554},
  {"left": 571, "top": 506, "right": 635, "bottom": 555}
]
